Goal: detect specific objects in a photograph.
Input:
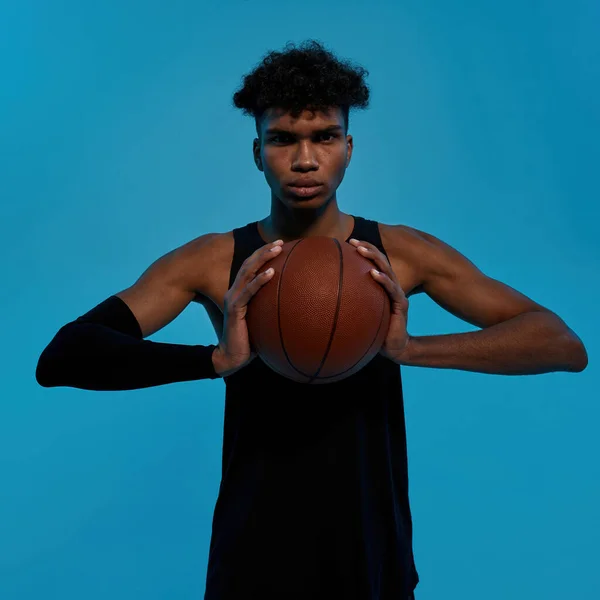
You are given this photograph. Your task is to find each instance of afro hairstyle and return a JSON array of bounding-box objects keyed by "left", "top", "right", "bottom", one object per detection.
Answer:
[{"left": 232, "top": 40, "right": 370, "bottom": 137}]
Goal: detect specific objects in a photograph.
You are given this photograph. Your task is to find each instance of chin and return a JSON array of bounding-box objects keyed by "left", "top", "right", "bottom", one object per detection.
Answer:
[
  {"left": 286, "top": 190, "right": 330, "bottom": 206},
  {"left": 289, "top": 198, "right": 328, "bottom": 213}
]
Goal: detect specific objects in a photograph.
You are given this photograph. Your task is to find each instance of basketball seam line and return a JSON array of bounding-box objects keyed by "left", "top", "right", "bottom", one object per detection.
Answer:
[
  {"left": 277, "top": 239, "right": 304, "bottom": 377},
  {"left": 307, "top": 238, "right": 344, "bottom": 384},
  {"left": 313, "top": 288, "right": 388, "bottom": 379},
  {"left": 277, "top": 238, "right": 342, "bottom": 383}
]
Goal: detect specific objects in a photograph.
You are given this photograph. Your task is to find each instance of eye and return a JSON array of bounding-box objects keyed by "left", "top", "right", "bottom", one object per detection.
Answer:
[
  {"left": 269, "top": 134, "right": 290, "bottom": 144},
  {"left": 318, "top": 132, "right": 336, "bottom": 142}
]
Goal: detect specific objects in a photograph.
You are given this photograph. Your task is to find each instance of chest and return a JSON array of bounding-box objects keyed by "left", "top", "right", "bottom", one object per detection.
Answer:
[{"left": 195, "top": 242, "right": 420, "bottom": 340}]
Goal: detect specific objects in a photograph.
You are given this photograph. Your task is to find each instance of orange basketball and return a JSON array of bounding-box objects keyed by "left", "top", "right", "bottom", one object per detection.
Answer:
[{"left": 246, "top": 236, "right": 391, "bottom": 384}]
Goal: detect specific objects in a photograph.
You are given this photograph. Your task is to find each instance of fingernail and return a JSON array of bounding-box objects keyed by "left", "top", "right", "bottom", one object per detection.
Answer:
[{"left": 371, "top": 269, "right": 380, "bottom": 275}]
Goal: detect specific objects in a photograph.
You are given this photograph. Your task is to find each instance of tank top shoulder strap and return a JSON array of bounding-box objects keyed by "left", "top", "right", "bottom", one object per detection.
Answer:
[
  {"left": 228, "top": 221, "right": 265, "bottom": 288},
  {"left": 347, "top": 215, "right": 388, "bottom": 257}
]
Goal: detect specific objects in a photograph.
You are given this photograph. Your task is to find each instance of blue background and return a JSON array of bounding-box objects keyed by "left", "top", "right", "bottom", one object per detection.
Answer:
[{"left": 1, "top": 1, "right": 598, "bottom": 598}]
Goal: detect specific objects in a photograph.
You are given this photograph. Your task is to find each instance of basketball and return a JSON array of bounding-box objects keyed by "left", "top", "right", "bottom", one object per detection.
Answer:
[{"left": 246, "top": 236, "right": 391, "bottom": 384}]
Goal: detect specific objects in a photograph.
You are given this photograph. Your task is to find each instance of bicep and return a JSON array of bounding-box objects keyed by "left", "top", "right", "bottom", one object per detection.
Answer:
[
  {"left": 116, "top": 234, "right": 217, "bottom": 338},
  {"left": 411, "top": 228, "right": 549, "bottom": 328}
]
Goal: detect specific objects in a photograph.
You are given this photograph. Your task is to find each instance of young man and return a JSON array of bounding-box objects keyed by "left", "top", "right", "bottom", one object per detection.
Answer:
[{"left": 36, "top": 40, "right": 588, "bottom": 600}]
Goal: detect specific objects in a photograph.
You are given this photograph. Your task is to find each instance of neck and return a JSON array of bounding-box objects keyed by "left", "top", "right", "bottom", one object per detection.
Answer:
[{"left": 259, "top": 192, "right": 353, "bottom": 243}]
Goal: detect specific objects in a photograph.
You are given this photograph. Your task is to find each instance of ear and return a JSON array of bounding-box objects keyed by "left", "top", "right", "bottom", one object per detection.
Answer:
[
  {"left": 253, "top": 138, "right": 263, "bottom": 171},
  {"left": 345, "top": 134, "right": 353, "bottom": 168}
]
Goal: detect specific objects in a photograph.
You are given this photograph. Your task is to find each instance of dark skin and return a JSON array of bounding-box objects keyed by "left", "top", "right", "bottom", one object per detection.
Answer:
[{"left": 117, "top": 106, "right": 588, "bottom": 375}]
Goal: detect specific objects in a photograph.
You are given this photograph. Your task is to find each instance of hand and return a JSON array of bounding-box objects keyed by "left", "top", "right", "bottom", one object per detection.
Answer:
[
  {"left": 213, "top": 239, "right": 284, "bottom": 376},
  {"left": 349, "top": 238, "right": 410, "bottom": 362}
]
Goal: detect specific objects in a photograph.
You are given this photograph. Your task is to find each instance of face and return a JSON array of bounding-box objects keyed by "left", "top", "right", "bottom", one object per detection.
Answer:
[{"left": 253, "top": 106, "right": 353, "bottom": 209}]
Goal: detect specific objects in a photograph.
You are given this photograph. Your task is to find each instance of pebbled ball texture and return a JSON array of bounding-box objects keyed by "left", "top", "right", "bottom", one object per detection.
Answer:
[{"left": 246, "top": 236, "right": 391, "bottom": 384}]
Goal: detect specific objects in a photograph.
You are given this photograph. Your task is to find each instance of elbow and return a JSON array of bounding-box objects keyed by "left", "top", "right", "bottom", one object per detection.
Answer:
[
  {"left": 35, "top": 324, "right": 75, "bottom": 388},
  {"left": 35, "top": 350, "right": 59, "bottom": 387},
  {"left": 35, "top": 365, "right": 51, "bottom": 388},
  {"left": 564, "top": 339, "right": 588, "bottom": 373},
  {"left": 548, "top": 317, "right": 588, "bottom": 373},
  {"left": 570, "top": 348, "right": 588, "bottom": 373}
]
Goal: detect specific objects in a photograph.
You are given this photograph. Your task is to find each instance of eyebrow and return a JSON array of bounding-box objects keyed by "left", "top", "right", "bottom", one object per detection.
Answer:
[{"left": 265, "top": 124, "right": 344, "bottom": 136}]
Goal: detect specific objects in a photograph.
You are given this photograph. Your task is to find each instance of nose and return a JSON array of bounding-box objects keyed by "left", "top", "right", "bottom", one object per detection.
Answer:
[{"left": 291, "top": 140, "right": 319, "bottom": 171}]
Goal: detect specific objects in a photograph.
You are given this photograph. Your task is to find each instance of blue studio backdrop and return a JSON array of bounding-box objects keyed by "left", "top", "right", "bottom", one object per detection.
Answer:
[{"left": 1, "top": 1, "right": 598, "bottom": 599}]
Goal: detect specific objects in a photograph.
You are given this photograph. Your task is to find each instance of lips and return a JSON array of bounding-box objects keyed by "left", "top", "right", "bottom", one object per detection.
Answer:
[
  {"left": 287, "top": 184, "right": 323, "bottom": 198},
  {"left": 289, "top": 179, "right": 322, "bottom": 188}
]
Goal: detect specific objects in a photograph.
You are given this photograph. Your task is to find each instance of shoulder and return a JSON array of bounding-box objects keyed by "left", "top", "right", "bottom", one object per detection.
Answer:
[
  {"left": 378, "top": 222, "right": 468, "bottom": 288},
  {"left": 157, "top": 230, "right": 235, "bottom": 296},
  {"left": 380, "top": 222, "right": 464, "bottom": 263},
  {"left": 379, "top": 222, "right": 427, "bottom": 250},
  {"left": 378, "top": 221, "right": 436, "bottom": 264},
  {"left": 168, "top": 230, "right": 234, "bottom": 267},
  {"left": 185, "top": 230, "right": 234, "bottom": 263}
]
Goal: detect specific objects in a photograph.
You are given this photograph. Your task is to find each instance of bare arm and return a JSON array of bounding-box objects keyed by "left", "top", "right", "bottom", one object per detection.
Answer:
[
  {"left": 115, "top": 233, "right": 221, "bottom": 337},
  {"left": 398, "top": 227, "right": 588, "bottom": 374}
]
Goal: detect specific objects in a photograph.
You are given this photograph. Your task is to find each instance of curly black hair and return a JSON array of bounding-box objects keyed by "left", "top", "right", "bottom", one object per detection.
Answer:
[{"left": 232, "top": 40, "right": 370, "bottom": 136}]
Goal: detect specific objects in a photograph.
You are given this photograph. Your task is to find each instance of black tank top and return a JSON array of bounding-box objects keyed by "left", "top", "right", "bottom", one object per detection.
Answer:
[{"left": 204, "top": 215, "right": 419, "bottom": 600}]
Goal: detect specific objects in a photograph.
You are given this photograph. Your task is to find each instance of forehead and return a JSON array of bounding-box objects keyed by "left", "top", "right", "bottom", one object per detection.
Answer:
[{"left": 260, "top": 107, "right": 344, "bottom": 133}]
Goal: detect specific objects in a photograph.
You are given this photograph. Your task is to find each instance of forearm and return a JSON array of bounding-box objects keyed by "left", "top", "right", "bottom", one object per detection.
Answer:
[
  {"left": 36, "top": 296, "right": 221, "bottom": 391},
  {"left": 398, "top": 311, "right": 587, "bottom": 375}
]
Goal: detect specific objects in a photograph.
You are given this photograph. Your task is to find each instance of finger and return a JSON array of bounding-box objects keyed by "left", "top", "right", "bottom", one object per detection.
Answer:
[
  {"left": 234, "top": 267, "right": 275, "bottom": 309},
  {"left": 356, "top": 245, "right": 392, "bottom": 274},
  {"left": 350, "top": 238, "right": 390, "bottom": 262},
  {"left": 349, "top": 238, "right": 380, "bottom": 253},
  {"left": 238, "top": 240, "right": 283, "bottom": 281},
  {"left": 370, "top": 269, "right": 406, "bottom": 303}
]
